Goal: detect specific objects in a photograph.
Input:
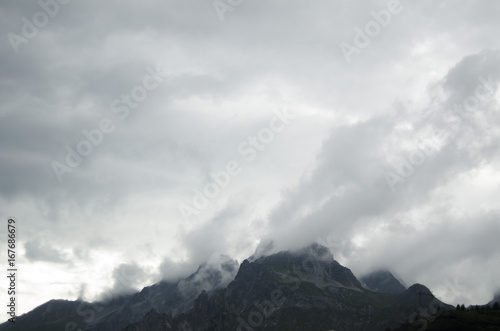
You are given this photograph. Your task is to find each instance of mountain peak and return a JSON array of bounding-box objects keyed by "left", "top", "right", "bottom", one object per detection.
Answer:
[
  {"left": 251, "top": 242, "right": 335, "bottom": 262},
  {"left": 360, "top": 269, "right": 407, "bottom": 294},
  {"left": 248, "top": 240, "right": 275, "bottom": 261},
  {"left": 294, "top": 243, "right": 335, "bottom": 262},
  {"left": 494, "top": 290, "right": 500, "bottom": 302},
  {"left": 251, "top": 243, "right": 362, "bottom": 289},
  {"left": 406, "top": 283, "right": 432, "bottom": 295},
  {"left": 487, "top": 291, "right": 500, "bottom": 307}
]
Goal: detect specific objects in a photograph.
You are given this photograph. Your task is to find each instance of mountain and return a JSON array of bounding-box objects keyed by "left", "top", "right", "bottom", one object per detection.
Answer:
[
  {"left": 361, "top": 270, "right": 407, "bottom": 294},
  {"left": 0, "top": 255, "right": 238, "bottom": 331},
  {"left": 0, "top": 299, "right": 85, "bottom": 331},
  {"left": 125, "top": 244, "right": 452, "bottom": 331},
  {"left": 487, "top": 292, "right": 500, "bottom": 308},
  {"left": 392, "top": 306, "right": 500, "bottom": 330},
  {"left": 0, "top": 244, "right": 453, "bottom": 331}
]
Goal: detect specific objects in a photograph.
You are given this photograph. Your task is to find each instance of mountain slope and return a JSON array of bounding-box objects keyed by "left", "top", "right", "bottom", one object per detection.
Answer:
[
  {"left": 0, "top": 256, "right": 238, "bottom": 331},
  {"left": 0, "top": 299, "right": 85, "bottom": 331}
]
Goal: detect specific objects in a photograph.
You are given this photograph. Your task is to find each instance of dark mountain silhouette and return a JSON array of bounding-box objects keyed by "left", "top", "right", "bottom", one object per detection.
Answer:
[
  {"left": 0, "top": 256, "right": 238, "bottom": 331},
  {"left": 361, "top": 269, "right": 407, "bottom": 295},
  {"left": 0, "top": 244, "right": 455, "bottom": 331},
  {"left": 487, "top": 292, "right": 500, "bottom": 308}
]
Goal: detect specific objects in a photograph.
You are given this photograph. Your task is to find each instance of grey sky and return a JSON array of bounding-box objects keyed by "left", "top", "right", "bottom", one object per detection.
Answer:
[{"left": 0, "top": 0, "right": 499, "bottom": 315}]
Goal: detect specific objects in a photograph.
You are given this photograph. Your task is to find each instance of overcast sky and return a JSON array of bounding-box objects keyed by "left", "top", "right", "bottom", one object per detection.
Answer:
[{"left": 1, "top": 0, "right": 499, "bottom": 317}]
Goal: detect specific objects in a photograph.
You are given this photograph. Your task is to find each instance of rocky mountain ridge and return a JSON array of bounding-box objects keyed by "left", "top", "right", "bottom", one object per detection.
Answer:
[
  {"left": 124, "top": 244, "right": 453, "bottom": 330},
  {"left": 0, "top": 244, "right": 454, "bottom": 331}
]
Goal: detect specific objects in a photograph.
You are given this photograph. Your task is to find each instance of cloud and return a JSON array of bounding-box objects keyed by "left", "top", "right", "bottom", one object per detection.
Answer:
[
  {"left": 24, "top": 240, "right": 72, "bottom": 264},
  {"left": 159, "top": 203, "right": 251, "bottom": 282},
  {"left": 259, "top": 48, "right": 500, "bottom": 305},
  {"left": 176, "top": 254, "right": 239, "bottom": 299},
  {"left": 96, "top": 262, "right": 154, "bottom": 301},
  {"left": 159, "top": 258, "right": 198, "bottom": 283}
]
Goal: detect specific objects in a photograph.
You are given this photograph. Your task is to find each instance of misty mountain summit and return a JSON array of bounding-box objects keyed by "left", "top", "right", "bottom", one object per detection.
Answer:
[
  {"left": 0, "top": 244, "right": 460, "bottom": 330},
  {"left": 360, "top": 269, "right": 407, "bottom": 295}
]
